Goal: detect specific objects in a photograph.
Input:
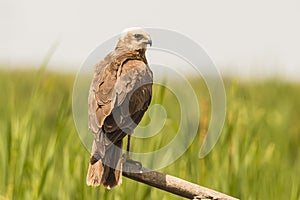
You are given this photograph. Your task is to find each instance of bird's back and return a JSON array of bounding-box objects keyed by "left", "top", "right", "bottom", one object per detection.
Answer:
[{"left": 86, "top": 48, "right": 152, "bottom": 188}]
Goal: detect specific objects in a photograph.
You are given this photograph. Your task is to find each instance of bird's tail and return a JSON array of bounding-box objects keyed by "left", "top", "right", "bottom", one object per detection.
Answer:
[
  {"left": 86, "top": 141, "right": 104, "bottom": 186},
  {"left": 86, "top": 139, "right": 123, "bottom": 189}
]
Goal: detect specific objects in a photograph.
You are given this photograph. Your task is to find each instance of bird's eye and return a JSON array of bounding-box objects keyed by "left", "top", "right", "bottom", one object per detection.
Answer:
[{"left": 134, "top": 34, "right": 143, "bottom": 40}]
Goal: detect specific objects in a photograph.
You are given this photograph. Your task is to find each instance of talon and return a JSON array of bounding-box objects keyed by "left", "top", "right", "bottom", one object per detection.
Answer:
[
  {"left": 126, "top": 159, "right": 142, "bottom": 170},
  {"left": 126, "top": 151, "right": 131, "bottom": 160}
]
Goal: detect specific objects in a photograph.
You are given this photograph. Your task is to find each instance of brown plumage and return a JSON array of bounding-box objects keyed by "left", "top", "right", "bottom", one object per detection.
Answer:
[{"left": 86, "top": 28, "right": 153, "bottom": 188}]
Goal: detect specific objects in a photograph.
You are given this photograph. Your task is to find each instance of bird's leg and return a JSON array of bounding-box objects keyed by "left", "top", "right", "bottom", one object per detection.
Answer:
[
  {"left": 122, "top": 135, "right": 142, "bottom": 169},
  {"left": 126, "top": 135, "right": 131, "bottom": 160}
]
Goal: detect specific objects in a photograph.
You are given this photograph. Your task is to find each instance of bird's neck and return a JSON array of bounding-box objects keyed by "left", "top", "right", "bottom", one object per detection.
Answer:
[{"left": 112, "top": 48, "right": 147, "bottom": 67}]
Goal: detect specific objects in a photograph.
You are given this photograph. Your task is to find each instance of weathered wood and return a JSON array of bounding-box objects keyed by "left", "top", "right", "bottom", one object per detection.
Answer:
[{"left": 122, "top": 160, "right": 239, "bottom": 200}]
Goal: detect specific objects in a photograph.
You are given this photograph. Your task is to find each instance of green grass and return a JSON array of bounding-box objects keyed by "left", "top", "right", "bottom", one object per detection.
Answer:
[{"left": 0, "top": 69, "right": 300, "bottom": 199}]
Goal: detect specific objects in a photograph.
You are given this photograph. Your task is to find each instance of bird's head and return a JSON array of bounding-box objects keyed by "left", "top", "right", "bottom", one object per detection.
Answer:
[{"left": 117, "top": 27, "right": 152, "bottom": 51}]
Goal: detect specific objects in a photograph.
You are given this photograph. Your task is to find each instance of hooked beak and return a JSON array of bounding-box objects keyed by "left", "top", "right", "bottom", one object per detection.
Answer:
[{"left": 144, "top": 38, "right": 152, "bottom": 47}]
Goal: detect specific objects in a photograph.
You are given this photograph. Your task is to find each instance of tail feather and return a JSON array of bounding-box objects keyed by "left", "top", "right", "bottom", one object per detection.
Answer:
[
  {"left": 86, "top": 141, "right": 104, "bottom": 186},
  {"left": 86, "top": 139, "right": 123, "bottom": 188},
  {"left": 102, "top": 166, "right": 122, "bottom": 189},
  {"left": 86, "top": 160, "right": 104, "bottom": 186},
  {"left": 102, "top": 139, "right": 123, "bottom": 188}
]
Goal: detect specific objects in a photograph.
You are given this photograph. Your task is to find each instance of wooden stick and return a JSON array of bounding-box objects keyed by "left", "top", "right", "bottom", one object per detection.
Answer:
[{"left": 122, "top": 160, "right": 239, "bottom": 200}]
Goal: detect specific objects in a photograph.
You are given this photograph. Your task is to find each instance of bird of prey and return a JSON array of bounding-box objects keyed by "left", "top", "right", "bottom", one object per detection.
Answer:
[{"left": 86, "top": 27, "right": 153, "bottom": 189}]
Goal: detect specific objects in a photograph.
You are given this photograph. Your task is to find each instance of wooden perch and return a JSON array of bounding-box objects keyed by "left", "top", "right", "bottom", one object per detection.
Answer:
[{"left": 122, "top": 160, "right": 239, "bottom": 200}]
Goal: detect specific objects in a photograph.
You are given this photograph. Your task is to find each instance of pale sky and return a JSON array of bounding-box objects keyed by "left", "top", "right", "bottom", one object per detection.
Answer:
[{"left": 1, "top": 0, "right": 300, "bottom": 80}]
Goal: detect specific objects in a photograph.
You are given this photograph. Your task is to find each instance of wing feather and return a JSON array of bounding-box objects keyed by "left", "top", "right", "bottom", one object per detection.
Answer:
[
  {"left": 89, "top": 57, "right": 152, "bottom": 148},
  {"left": 103, "top": 60, "right": 152, "bottom": 143}
]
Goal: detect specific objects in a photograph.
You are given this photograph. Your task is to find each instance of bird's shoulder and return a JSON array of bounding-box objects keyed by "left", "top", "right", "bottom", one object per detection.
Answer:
[
  {"left": 114, "top": 59, "right": 152, "bottom": 104},
  {"left": 88, "top": 50, "right": 151, "bottom": 129}
]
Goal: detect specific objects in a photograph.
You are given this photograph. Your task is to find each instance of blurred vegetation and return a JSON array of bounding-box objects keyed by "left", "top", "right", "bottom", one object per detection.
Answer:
[{"left": 0, "top": 69, "right": 299, "bottom": 200}]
